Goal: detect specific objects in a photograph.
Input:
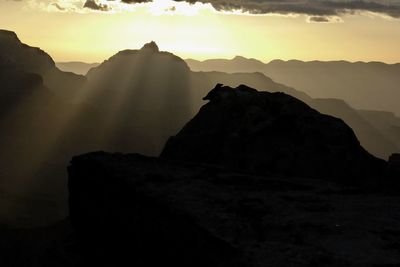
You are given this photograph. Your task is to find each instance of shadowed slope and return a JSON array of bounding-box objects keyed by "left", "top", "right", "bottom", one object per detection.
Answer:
[
  {"left": 80, "top": 42, "right": 192, "bottom": 155},
  {"left": 309, "top": 98, "right": 399, "bottom": 159}
]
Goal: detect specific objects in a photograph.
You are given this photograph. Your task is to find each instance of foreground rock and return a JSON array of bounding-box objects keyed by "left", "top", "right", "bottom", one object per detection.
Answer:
[
  {"left": 68, "top": 152, "right": 400, "bottom": 267},
  {"left": 162, "top": 85, "right": 387, "bottom": 184},
  {"left": 389, "top": 153, "right": 400, "bottom": 172}
]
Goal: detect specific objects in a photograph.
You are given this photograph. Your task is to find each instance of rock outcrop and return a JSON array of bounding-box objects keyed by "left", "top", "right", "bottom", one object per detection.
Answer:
[
  {"left": 68, "top": 151, "right": 400, "bottom": 267},
  {"left": 161, "top": 84, "right": 386, "bottom": 183}
]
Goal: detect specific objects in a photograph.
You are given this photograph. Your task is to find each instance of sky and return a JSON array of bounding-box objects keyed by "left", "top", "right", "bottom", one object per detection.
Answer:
[{"left": 1, "top": 0, "right": 400, "bottom": 63}]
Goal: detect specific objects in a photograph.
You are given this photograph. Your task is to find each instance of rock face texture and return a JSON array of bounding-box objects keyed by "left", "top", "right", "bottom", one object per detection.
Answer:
[
  {"left": 68, "top": 152, "right": 400, "bottom": 267},
  {"left": 161, "top": 85, "right": 386, "bottom": 183}
]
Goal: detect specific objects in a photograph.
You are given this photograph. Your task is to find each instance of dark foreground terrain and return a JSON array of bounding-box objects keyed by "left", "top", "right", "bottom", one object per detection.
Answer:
[
  {"left": 66, "top": 151, "right": 400, "bottom": 267},
  {"left": 2, "top": 85, "right": 400, "bottom": 267}
]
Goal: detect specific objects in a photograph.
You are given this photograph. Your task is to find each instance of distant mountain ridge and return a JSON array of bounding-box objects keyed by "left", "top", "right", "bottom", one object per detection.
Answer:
[
  {"left": 186, "top": 57, "right": 400, "bottom": 116},
  {"left": 56, "top": 62, "right": 100, "bottom": 75}
]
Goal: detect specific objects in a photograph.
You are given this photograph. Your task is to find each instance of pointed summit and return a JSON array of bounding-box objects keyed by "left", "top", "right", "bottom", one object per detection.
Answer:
[{"left": 141, "top": 41, "right": 159, "bottom": 53}]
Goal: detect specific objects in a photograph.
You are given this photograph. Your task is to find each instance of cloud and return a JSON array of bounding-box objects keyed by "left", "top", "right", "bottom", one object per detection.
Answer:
[
  {"left": 307, "top": 15, "right": 343, "bottom": 23},
  {"left": 25, "top": 0, "right": 400, "bottom": 20},
  {"left": 83, "top": 0, "right": 110, "bottom": 11},
  {"left": 51, "top": 2, "right": 66, "bottom": 10},
  {"left": 173, "top": 0, "right": 400, "bottom": 19},
  {"left": 120, "top": 0, "right": 151, "bottom": 3},
  {"left": 309, "top": 16, "right": 331, "bottom": 22}
]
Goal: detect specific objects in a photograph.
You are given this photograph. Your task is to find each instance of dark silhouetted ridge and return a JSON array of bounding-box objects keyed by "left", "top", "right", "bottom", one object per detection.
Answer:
[
  {"left": 0, "top": 29, "right": 55, "bottom": 73},
  {"left": 162, "top": 84, "right": 386, "bottom": 183}
]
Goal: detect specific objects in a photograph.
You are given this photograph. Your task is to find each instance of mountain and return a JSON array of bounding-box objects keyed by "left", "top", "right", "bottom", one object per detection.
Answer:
[
  {"left": 1, "top": 83, "right": 398, "bottom": 267},
  {"left": 0, "top": 69, "right": 49, "bottom": 118},
  {"left": 0, "top": 30, "right": 398, "bottom": 226},
  {"left": 358, "top": 110, "right": 400, "bottom": 151},
  {"left": 186, "top": 57, "right": 400, "bottom": 117},
  {"left": 83, "top": 42, "right": 312, "bottom": 156},
  {"left": 56, "top": 62, "right": 99, "bottom": 75},
  {"left": 162, "top": 85, "right": 386, "bottom": 182},
  {"left": 0, "top": 30, "right": 55, "bottom": 73},
  {"left": 186, "top": 56, "right": 265, "bottom": 73},
  {"left": 0, "top": 30, "right": 87, "bottom": 226},
  {"left": 66, "top": 86, "right": 397, "bottom": 266},
  {"left": 308, "top": 98, "right": 399, "bottom": 159},
  {"left": 0, "top": 30, "right": 86, "bottom": 97}
]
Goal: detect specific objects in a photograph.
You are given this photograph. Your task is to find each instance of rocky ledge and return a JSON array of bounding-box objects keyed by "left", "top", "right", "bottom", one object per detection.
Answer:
[{"left": 68, "top": 152, "right": 400, "bottom": 267}]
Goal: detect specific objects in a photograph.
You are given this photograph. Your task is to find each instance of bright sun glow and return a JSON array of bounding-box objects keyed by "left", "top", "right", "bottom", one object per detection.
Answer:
[{"left": 1, "top": 0, "right": 400, "bottom": 63}]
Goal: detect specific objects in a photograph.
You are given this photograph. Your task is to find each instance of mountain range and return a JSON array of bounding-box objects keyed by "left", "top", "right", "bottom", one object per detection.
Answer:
[
  {"left": 0, "top": 29, "right": 399, "bottom": 226},
  {"left": 1, "top": 29, "right": 400, "bottom": 266},
  {"left": 186, "top": 57, "right": 400, "bottom": 116},
  {"left": 56, "top": 62, "right": 99, "bottom": 75},
  {"left": 58, "top": 55, "right": 400, "bottom": 160}
]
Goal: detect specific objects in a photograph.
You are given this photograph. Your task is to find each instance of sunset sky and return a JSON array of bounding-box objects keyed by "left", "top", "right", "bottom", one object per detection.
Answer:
[{"left": 1, "top": 0, "right": 400, "bottom": 63}]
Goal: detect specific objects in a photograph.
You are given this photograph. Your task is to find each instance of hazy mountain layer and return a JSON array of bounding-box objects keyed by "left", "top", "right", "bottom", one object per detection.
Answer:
[
  {"left": 56, "top": 62, "right": 99, "bottom": 75},
  {"left": 186, "top": 57, "right": 400, "bottom": 116}
]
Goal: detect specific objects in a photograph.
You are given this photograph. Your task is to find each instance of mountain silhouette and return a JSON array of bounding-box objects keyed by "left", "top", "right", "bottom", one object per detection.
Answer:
[
  {"left": 66, "top": 86, "right": 397, "bottom": 267},
  {"left": 309, "top": 98, "right": 399, "bottom": 159},
  {"left": 56, "top": 61, "right": 100, "bottom": 75},
  {"left": 162, "top": 84, "right": 386, "bottom": 183},
  {"left": 0, "top": 30, "right": 85, "bottom": 97},
  {"left": 0, "top": 30, "right": 398, "bottom": 226},
  {"left": 187, "top": 56, "right": 400, "bottom": 159},
  {"left": 186, "top": 57, "right": 400, "bottom": 116}
]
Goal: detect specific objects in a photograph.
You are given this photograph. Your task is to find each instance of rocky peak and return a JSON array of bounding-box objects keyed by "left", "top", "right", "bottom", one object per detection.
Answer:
[
  {"left": 140, "top": 41, "right": 159, "bottom": 53},
  {"left": 0, "top": 30, "right": 55, "bottom": 73},
  {"left": 87, "top": 41, "right": 190, "bottom": 81}
]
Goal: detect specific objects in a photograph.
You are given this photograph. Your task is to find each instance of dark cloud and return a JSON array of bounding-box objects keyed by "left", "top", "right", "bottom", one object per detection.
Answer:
[
  {"left": 51, "top": 2, "right": 66, "bottom": 10},
  {"left": 173, "top": 0, "right": 400, "bottom": 19},
  {"left": 308, "top": 16, "right": 332, "bottom": 22},
  {"left": 83, "top": 0, "right": 110, "bottom": 11},
  {"left": 120, "top": 0, "right": 152, "bottom": 3}
]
